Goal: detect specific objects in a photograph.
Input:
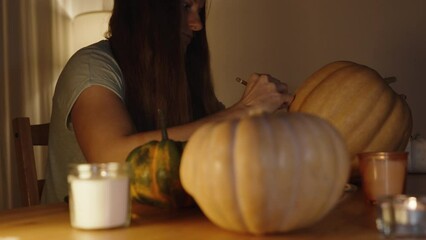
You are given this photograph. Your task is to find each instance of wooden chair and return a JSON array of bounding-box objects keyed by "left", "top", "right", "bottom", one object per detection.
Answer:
[{"left": 12, "top": 117, "right": 49, "bottom": 207}]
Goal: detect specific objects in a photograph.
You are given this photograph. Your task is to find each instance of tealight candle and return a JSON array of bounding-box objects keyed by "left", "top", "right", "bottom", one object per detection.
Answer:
[
  {"left": 68, "top": 162, "right": 131, "bottom": 230},
  {"left": 376, "top": 195, "right": 426, "bottom": 238}
]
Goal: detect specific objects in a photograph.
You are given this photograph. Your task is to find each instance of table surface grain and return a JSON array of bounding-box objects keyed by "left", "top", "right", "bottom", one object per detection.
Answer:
[{"left": 1, "top": 174, "right": 424, "bottom": 240}]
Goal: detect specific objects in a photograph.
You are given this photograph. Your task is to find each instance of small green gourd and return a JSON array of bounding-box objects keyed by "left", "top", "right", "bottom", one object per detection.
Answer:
[{"left": 126, "top": 110, "right": 193, "bottom": 208}]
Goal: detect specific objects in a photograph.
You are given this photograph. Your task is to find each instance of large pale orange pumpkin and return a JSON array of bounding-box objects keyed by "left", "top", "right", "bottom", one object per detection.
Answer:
[
  {"left": 180, "top": 113, "right": 350, "bottom": 235},
  {"left": 289, "top": 61, "right": 412, "bottom": 176}
]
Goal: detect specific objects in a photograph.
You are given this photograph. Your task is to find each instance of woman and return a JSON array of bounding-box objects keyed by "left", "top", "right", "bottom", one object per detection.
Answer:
[{"left": 41, "top": 0, "right": 293, "bottom": 203}]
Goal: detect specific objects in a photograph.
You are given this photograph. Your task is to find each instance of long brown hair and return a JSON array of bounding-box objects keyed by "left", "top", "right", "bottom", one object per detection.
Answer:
[{"left": 106, "top": 0, "right": 223, "bottom": 132}]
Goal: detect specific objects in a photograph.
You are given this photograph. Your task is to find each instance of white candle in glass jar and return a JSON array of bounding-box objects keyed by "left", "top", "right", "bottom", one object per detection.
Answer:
[{"left": 68, "top": 163, "right": 131, "bottom": 230}]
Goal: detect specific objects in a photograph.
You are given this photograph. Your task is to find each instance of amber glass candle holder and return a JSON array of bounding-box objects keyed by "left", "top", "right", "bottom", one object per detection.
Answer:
[{"left": 358, "top": 152, "right": 408, "bottom": 205}]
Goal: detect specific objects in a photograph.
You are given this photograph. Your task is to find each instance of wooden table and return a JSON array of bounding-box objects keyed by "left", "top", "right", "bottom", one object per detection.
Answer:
[
  {"left": 1, "top": 174, "right": 424, "bottom": 240},
  {"left": 0, "top": 190, "right": 377, "bottom": 239}
]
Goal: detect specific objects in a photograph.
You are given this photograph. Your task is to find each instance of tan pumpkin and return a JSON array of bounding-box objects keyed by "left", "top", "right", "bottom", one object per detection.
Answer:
[
  {"left": 289, "top": 61, "right": 412, "bottom": 177},
  {"left": 180, "top": 112, "right": 350, "bottom": 235}
]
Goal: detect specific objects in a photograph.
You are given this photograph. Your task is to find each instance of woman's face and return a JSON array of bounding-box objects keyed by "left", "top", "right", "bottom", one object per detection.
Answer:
[{"left": 181, "top": 0, "right": 205, "bottom": 49}]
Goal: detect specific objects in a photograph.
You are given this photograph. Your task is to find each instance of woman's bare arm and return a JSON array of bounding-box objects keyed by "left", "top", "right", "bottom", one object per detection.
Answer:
[{"left": 71, "top": 73, "right": 293, "bottom": 163}]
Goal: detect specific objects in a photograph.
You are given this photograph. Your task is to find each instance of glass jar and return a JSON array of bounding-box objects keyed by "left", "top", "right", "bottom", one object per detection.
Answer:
[{"left": 68, "top": 162, "right": 131, "bottom": 230}]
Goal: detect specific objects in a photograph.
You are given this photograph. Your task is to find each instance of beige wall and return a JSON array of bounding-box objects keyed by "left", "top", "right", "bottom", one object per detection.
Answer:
[{"left": 207, "top": 0, "right": 426, "bottom": 137}]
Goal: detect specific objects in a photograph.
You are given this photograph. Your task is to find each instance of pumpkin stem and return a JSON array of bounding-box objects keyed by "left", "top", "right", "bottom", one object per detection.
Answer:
[
  {"left": 384, "top": 77, "right": 397, "bottom": 84},
  {"left": 158, "top": 109, "right": 168, "bottom": 140}
]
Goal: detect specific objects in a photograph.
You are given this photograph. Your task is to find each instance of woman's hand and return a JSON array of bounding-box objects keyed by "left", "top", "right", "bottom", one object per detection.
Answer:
[{"left": 236, "top": 73, "right": 294, "bottom": 114}]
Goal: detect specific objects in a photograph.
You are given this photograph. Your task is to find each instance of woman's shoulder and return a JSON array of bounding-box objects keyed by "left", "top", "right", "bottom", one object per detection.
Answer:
[
  {"left": 58, "top": 39, "right": 123, "bottom": 87},
  {"left": 72, "top": 40, "right": 114, "bottom": 61},
  {"left": 63, "top": 40, "right": 121, "bottom": 75},
  {"left": 54, "top": 39, "right": 124, "bottom": 104}
]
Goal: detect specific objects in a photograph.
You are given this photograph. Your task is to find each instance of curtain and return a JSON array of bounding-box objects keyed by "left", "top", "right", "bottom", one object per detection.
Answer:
[
  {"left": 0, "top": 0, "right": 112, "bottom": 210},
  {"left": 0, "top": 0, "right": 71, "bottom": 210}
]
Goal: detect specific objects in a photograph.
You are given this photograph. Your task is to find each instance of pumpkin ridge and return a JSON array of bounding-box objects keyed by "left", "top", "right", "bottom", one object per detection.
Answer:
[
  {"left": 396, "top": 105, "right": 413, "bottom": 150},
  {"left": 355, "top": 86, "right": 396, "bottom": 152},
  {"left": 255, "top": 116, "right": 272, "bottom": 232},
  {"left": 234, "top": 117, "right": 262, "bottom": 232},
  {"left": 289, "top": 115, "right": 323, "bottom": 229},
  {"left": 203, "top": 120, "right": 246, "bottom": 231},
  {"left": 228, "top": 120, "right": 247, "bottom": 230},
  {"left": 327, "top": 120, "right": 349, "bottom": 208},
  {"left": 256, "top": 115, "right": 279, "bottom": 232},
  {"left": 273, "top": 114, "right": 300, "bottom": 231},
  {"left": 160, "top": 141, "right": 172, "bottom": 203},
  {"left": 293, "top": 66, "right": 348, "bottom": 114},
  {"left": 391, "top": 99, "right": 413, "bottom": 150},
  {"left": 365, "top": 94, "right": 411, "bottom": 151},
  {"left": 165, "top": 142, "right": 181, "bottom": 206},
  {"left": 290, "top": 61, "right": 355, "bottom": 111},
  {"left": 264, "top": 115, "right": 287, "bottom": 232},
  {"left": 300, "top": 116, "right": 330, "bottom": 224},
  {"left": 148, "top": 146, "right": 159, "bottom": 200},
  {"left": 312, "top": 117, "right": 348, "bottom": 222},
  {"left": 128, "top": 145, "right": 154, "bottom": 202},
  {"left": 164, "top": 142, "right": 176, "bottom": 203},
  {"left": 278, "top": 114, "right": 305, "bottom": 230},
  {"left": 344, "top": 82, "right": 393, "bottom": 153},
  {"left": 151, "top": 145, "right": 168, "bottom": 203},
  {"left": 185, "top": 123, "right": 218, "bottom": 226},
  {"left": 205, "top": 122, "right": 228, "bottom": 226},
  {"left": 199, "top": 123, "right": 219, "bottom": 223},
  {"left": 300, "top": 65, "right": 381, "bottom": 118}
]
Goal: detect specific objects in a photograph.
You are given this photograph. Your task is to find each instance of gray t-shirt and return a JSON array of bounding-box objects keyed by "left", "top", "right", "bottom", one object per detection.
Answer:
[{"left": 41, "top": 40, "right": 124, "bottom": 204}]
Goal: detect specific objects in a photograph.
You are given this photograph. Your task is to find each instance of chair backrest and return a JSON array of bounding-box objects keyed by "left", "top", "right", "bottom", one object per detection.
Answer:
[{"left": 12, "top": 117, "right": 49, "bottom": 207}]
